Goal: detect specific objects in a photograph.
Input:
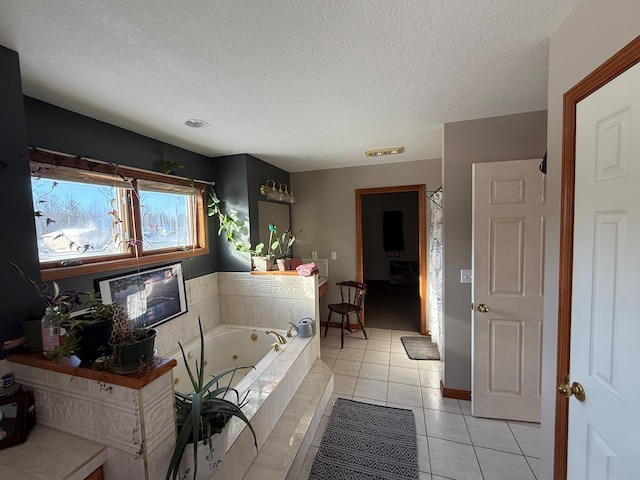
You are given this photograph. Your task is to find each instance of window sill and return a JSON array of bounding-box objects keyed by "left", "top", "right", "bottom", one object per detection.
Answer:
[{"left": 40, "top": 247, "right": 208, "bottom": 281}]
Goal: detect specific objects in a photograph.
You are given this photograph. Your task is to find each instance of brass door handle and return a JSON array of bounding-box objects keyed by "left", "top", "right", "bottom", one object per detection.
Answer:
[
  {"left": 557, "top": 380, "right": 586, "bottom": 402},
  {"left": 477, "top": 303, "right": 489, "bottom": 313}
]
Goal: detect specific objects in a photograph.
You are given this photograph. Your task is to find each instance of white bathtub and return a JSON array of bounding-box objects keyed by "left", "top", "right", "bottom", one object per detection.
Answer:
[
  {"left": 170, "top": 324, "right": 293, "bottom": 396},
  {"left": 169, "top": 319, "right": 318, "bottom": 479}
]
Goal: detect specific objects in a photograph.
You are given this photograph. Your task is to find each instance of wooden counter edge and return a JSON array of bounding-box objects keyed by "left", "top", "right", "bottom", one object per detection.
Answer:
[
  {"left": 250, "top": 270, "right": 318, "bottom": 276},
  {"left": 7, "top": 351, "right": 177, "bottom": 390}
]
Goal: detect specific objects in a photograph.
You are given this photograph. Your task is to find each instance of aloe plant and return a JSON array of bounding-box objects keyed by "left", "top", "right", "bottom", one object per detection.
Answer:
[{"left": 166, "top": 319, "right": 258, "bottom": 480}]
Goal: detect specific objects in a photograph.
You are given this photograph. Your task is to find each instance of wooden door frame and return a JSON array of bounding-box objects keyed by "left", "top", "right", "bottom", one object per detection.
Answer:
[
  {"left": 355, "top": 184, "right": 428, "bottom": 335},
  {"left": 554, "top": 35, "right": 640, "bottom": 479}
]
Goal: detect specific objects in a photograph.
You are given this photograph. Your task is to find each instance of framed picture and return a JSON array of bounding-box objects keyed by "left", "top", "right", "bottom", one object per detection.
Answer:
[{"left": 97, "top": 262, "right": 187, "bottom": 329}]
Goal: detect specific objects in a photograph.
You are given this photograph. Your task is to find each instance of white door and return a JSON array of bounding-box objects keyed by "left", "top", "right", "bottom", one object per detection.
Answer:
[
  {"left": 567, "top": 60, "right": 640, "bottom": 478},
  {"left": 472, "top": 159, "right": 544, "bottom": 421}
]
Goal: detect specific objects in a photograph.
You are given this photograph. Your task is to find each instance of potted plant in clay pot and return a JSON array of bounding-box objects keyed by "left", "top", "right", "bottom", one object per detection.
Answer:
[
  {"left": 272, "top": 228, "right": 302, "bottom": 271},
  {"left": 166, "top": 319, "right": 257, "bottom": 480}
]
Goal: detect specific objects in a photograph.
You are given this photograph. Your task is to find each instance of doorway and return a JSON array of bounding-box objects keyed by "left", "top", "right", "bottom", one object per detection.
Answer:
[{"left": 355, "top": 185, "right": 427, "bottom": 334}]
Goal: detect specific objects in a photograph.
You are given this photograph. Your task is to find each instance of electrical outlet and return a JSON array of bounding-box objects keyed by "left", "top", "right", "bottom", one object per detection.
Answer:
[
  {"left": 312, "top": 251, "right": 318, "bottom": 259},
  {"left": 331, "top": 251, "right": 337, "bottom": 260}
]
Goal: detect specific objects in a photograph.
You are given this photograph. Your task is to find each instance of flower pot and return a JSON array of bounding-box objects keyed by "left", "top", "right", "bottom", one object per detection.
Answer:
[
  {"left": 112, "top": 329, "right": 157, "bottom": 374},
  {"left": 276, "top": 258, "right": 291, "bottom": 271},
  {"left": 289, "top": 257, "right": 303, "bottom": 270},
  {"left": 252, "top": 256, "right": 274, "bottom": 271},
  {"left": 64, "top": 317, "right": 113, "bottom": 362},
  {"left": 180, "top": 428, "right": 229, "bottom": 480}
]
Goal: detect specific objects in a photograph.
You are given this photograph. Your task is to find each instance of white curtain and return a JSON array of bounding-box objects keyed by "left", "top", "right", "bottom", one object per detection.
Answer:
[{"left": 428, "top": 189, "right": 443, "bottom": 358}]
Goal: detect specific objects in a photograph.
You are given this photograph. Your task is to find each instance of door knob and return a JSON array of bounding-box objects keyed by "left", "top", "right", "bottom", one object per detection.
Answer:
[
  {"left": 557, "top": 378, "right": 586, "bottom": 402},
  {"left": 476, "top": 303, "right": 489, "bottom": 313}
]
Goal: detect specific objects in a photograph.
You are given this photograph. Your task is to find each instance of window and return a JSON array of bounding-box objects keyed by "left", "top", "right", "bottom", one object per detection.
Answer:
[{"left": 29, "top": 148, "right": 209, "bottom": 281}]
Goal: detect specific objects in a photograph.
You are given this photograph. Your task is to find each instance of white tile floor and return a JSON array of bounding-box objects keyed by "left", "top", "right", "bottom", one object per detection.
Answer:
[{"left": 297, "top": 327, "right": 541, "bottom": 480}]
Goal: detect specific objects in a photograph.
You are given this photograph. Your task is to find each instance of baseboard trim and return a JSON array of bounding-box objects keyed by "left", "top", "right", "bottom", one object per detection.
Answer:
[{"left": 440, "top": 380, "right": 471, "bottom": 401}]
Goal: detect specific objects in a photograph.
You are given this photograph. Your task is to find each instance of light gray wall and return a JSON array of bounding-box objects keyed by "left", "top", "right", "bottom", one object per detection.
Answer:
[
  {"left": 290, "top": 158, "right": 441, "bottom": 317},
  {"left": 541, "top": 1, "right": 640, "bottom": 478},
  {"left": 362, "top": 191, "right": 419, "bottom": 281},
  {"left": 442, "top": 111, "right": 547, "bottom": 391}
]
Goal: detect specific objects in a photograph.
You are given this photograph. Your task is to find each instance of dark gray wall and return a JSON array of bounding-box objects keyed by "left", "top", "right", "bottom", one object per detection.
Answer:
[
  {"left": 0, "top": 47, "right": 42, "bottom": 351},
  {"left": 213, "top": 153, "right": 290, "bottom": 271},
  {"left": 212, "top": 154, "right": 251, "bottom": 272}
]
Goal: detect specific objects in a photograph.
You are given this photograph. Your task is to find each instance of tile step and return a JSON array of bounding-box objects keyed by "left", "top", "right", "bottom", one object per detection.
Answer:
[{"left": 243, "top": 358, "right": 334, "bottom": 480}]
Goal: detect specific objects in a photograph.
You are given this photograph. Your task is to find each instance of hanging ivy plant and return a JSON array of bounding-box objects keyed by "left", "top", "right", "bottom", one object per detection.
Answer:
[{"left": 206, "top": 190, "right": 264, "bottom": 255}]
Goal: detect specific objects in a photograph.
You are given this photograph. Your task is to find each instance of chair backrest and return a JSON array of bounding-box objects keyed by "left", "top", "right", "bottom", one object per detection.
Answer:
[{"left": 336, "top": 281, "right": 367, "bottom": 310}]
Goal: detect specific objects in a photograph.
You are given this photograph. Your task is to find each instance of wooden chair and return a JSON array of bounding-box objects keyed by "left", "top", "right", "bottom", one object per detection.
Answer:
[{"left": 324, "top": 281, "right": 368, "bottom": 348}]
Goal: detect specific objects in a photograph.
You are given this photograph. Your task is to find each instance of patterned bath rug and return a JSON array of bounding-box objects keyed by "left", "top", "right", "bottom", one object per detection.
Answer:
[
  {"left": 400, "top": 336, "right": 440, "bottom": 360},
  {"left": 309, "top": 398, "right": 418, "bottom": 480}
]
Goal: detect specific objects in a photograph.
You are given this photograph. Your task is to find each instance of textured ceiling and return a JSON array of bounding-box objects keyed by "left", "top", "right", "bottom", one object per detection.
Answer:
[{"left": 0, "top": 1, "right": 577, "bottom": 172}]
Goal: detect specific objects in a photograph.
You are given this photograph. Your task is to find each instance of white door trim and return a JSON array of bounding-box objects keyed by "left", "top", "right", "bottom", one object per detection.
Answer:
[{"left": 554, "top": 35, "right": 640, "bottom": 479}]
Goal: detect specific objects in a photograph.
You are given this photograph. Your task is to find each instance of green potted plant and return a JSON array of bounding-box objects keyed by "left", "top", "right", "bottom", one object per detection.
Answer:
[
  {"left": 39, "top": 281, "right": 83, "bottom": 361},
  {"left": 272, "top": 227, "right": 302, "bottom": 271},
  {"left": 62, "top": 291, "right": 115, "bottom": 363},
  {"left": 166, "top": 319, "right": 257, "bottom": 480},
  {"left": 250, "top": 241, "right": 273, "bottom": 271},
  {"left": 251, "top": 223, "right": 280, "bottom": 271},
  {"left": 1, "top": 256, "right": 83, "bottom": 358},
  {"left": 104, "top": 302, "right": 157, "bottom": 374}
]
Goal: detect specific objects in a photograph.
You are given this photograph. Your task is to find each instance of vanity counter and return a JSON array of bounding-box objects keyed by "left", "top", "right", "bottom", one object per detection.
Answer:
[{"left": 0, "top": 425, "right": 106, "bottom": 480}]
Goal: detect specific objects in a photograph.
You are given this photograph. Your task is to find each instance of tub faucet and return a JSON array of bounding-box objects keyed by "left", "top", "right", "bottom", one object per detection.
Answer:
[{"left": 266, "top": 329, "right": 287, "bottom": 344}]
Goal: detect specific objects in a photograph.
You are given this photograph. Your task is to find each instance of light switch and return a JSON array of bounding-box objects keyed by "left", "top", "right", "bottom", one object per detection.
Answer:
[
  {"left": 460, "top": 269, "right": 472, "bottom": 283},
  {"left": 312, "top": 251, "right": 318, "bottom": 259},
  {"left": 331, "top": 251, "right": 337, "bottom": 260}
]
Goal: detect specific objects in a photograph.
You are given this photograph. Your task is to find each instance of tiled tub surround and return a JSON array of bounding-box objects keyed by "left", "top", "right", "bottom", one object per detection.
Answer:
[
  {"left": 7, "top": 272, "right": 323, "bottom": 479},
  {"left": 204, "top": 272, "right": 323, "bottom": 479},
  {"left": 218, "top": 272, "right": 320, "bottom": 332},
  {"left": 213, "top": 329, "right": 321, "bottom": 479},
  {"left": 154, "top": 272, "right": 320, "bottom": 355},
  {"left": 156, "top": 269, "right": 324, "bottom": 472},
  {"left": 153, "top": 272, "right": 222, "bottom": 356}
]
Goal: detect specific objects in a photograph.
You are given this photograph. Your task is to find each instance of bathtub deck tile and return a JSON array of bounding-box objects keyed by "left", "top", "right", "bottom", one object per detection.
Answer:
[
  {"left": 244, "top": 359, "right": 333, "bottom": 480},
  {"left": 243, "top": 463, "right": 290, "bottom": 480}
]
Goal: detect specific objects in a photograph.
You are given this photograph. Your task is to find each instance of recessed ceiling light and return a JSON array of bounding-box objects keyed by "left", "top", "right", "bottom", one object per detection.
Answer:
[
  {"left": 184, "top": 119, "right": 209, "bottom": 128},
  {"left": 364, "top": 146, "right": 405, "bottom": 157}
]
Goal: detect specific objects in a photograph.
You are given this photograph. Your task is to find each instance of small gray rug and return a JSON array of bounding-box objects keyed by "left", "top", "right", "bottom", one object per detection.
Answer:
[
  {"left": 309, "top": 398, "right": 418, "bottom": 480},
  {"left": 401, "top": 336, "right": 441, "bottom": 360}
]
